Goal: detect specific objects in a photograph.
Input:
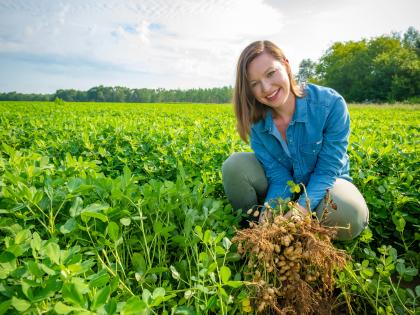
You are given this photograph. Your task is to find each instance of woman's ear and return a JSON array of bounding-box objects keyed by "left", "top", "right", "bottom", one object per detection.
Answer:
[{"left": 284, "top": 59, "right": 292, "bottom": 75}]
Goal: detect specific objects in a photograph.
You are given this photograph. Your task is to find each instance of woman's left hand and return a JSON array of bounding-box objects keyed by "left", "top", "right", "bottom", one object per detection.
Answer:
[{"left": 284, "top": 204, "right": 309, "bottom": 219}]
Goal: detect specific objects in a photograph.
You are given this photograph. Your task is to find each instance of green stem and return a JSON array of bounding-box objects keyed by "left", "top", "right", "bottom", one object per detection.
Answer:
[{"left": 388, "top": 276, "right": 414, "bottom": 314}]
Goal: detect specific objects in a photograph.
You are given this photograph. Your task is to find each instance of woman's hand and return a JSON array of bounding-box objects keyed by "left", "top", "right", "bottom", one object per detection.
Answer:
[
  {"left": 259, "top": 209, "right": 272, "bottom": 223},
  {"left": 284, "top": 204, "right": 309, "bottom": 219},
  {"left": 258, "top": 203, "right": 309, "bottom": 223}
]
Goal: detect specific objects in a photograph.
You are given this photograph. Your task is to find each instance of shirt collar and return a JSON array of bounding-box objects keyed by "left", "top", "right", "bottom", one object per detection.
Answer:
[{"left": 262, "top": 96, "right": 308, "bottom": 132}]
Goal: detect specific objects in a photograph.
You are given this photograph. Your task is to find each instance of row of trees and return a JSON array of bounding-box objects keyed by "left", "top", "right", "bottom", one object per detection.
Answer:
[
  {"left": 297, "top": 26, "right": 420, "bottom": 102},
  {"left": 0, "top": 86, "right": 233, "bottom": 103},
  {"left": 1, "top": 27, "right": 418, "bottom": 103}
]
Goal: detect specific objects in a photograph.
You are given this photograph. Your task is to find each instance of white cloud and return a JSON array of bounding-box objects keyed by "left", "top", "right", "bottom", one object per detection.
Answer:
[{"left": 0, "top": 0, "right": 419, "bottom": 92}]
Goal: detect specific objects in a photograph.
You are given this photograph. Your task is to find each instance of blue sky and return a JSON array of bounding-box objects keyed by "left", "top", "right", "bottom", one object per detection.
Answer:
[{"left": 0, "top": 0, "right": 419, "bottom": 93}]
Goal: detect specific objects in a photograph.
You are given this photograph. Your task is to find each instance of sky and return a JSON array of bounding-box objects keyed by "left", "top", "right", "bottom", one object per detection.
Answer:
[{"left": 0, "top": 0, "right": 419, "bottom": 93}]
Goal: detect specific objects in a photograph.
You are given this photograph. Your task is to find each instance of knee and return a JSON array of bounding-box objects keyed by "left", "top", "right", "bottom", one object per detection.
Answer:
[
  {"left": 321, "top": 179, "right": 370, "bottom": 241},
  {"left": 222, "top": 152, "right": 254, "bottom": 177},
  {"left": 339, "top": 204, "right": 369, "bottom": 241}
]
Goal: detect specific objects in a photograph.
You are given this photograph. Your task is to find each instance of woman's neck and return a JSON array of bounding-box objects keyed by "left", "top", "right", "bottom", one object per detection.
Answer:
[{"left": 272, "top": 93, "right": 296, "bottom": 123}]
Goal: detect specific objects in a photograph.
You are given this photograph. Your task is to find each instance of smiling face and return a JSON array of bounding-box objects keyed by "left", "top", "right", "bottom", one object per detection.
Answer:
[{"left": 247, "top": 51, "right": 295, "bottom": 112}]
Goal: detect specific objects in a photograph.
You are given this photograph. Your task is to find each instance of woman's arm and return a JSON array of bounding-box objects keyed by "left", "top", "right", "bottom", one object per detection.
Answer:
[
  {"left": 250, "top": 128, "right": 294, "bottom": 207},
  {"left": 297, "top": 95, "right": 350, "bottom": 210}
]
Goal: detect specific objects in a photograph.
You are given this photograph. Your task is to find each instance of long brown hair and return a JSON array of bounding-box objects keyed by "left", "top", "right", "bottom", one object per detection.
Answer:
[{"left": 233, "top": 40, "right": 303, "bottom": 142}]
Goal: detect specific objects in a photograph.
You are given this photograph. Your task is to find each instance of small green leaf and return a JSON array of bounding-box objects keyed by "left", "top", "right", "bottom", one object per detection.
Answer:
[
  {"left": 27, "top": 261, "right": 44, "bottom": 277},
  {"left": 107, "top": 222, "right": 119, "bottom": 242},
  {"left": 203, "top": 230, "right": 212, "bottom": 244},
  {"left": 198, "top": 252, "right": 209, "bottom": 263},
  {"left": 405, "top": 266, "right": 418, "bottom": 277},
  {"left": 208, "top": 262, "right": 217, "bottom": 274},
  {"left": 132, "top": 253, "right": 147, "bottom": 274},
  {"left": 11, "top": 297, "right": 30, "bottom": 312},
  {"left": 194, "top": 226, "right": 203, "bottom": 239},
  {"left": 91, "top": 285, "right": 111, "bottom": 311},
  {"left": 82, "top": 203, "right": 109, "bottom": 212},
  {"left": 0, "top": 251, "right": 15, "bottom": 263},
  {"left": 222, "top": 237, "right": 232, "bottom": 250},
  {"left": 170, "top": 265, "right": 180, "bottom": 280},
  {"left": 104, "top": 298, "right": 117, "bottom": 315},
  {"left": 142, "top": 288, "right": 151, "bottom": 304},
  {"left": 153, "top": 221, "right": 163, "bottom": 234},
  {"left": 31, "top": 232, "right": 42, "bottom": 252},
  {"left": 15, "top": 229, "right": 31, "bottom": 245},
  {"left": 147, "top": 267, "right": 167, "bottom": 274},
  {"left": 120, "top": 217, "right": 131, "bottom": 226},
  {"left": 215, "top": 246, "right": 225, "bottom": 255},
  {"left": 226, "top": 252, "right": 241, "bottom": 262},
  {"left": 152, "top": 287, "right": 165, "bottom": 299},
  {"left": 415, "top": 285, "right": 420, "bottom": 297},
  {"left": 62, "top": 283, "right": 85, "bottom": 307},
  {"left": 173, "top": 305, "right": 196, "bottom": 315},
  {"left": 60, "top": 218, "right": 77, "bottom": 234},
  {"left": 220, "top": 266, "right": 231, "bottom": 284},
  {"left": 0, "top": 299, "right": 12, "bottom": 315},
  {"left": 69, "top": 197, "right": 83, "bottom": 217},
  {"left": 81, "top": 211, "right": 108, "bottom": 223},
  {"left": 206, "top": 295, "right": 218, "bottom": 311},
  {"left": 54, "top": 302, "right": 77, "bottom": 314},
  {"left": 39, "top": 263, "right": 56, "bottom": 275},
  {"left": 361, "top": 267, "right": 374, "bottom": 278},
  {"left": 122, "top": 296, "right": 148, "bottom": 314},
  {"left": 89, "top": 270, "right": 110, "bottom": 288},
  {"left": 45, "top": 242, "right": 61, "bottom": 265}
]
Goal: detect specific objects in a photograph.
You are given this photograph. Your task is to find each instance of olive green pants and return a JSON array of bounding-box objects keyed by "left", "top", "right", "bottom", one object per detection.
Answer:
[{"left": 222, "top": 152, "right": 369, "bottom": 241}]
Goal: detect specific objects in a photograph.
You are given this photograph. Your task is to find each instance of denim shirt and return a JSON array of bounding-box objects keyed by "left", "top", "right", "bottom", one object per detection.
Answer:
[{"left": 250, "top": 84, "right": 352, "bottom": 211}]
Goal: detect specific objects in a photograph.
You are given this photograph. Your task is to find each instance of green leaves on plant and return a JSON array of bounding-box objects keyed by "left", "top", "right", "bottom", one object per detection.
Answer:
[
  {"left": 107, "top": 221, "right": 120, "bottom": 242},
  {"left": 122, "top": 296, "right": 148, "bottom": 315},
  {"left": 91, "top": 285, "right": 111, "bottom": 310},
  {"left": 220, "top": 266, "right": 231, "bottom": 284},
  {"left": 11, "top": 297, "right": 30, "bottom": 312},
  {"left": 0, "top": 102, "right": 419, "bottom": 314}
]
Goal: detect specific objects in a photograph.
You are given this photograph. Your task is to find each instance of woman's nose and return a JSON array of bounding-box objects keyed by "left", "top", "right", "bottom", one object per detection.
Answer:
[{"left": 261, "top": 79, "right": 270, "bottom": 93}]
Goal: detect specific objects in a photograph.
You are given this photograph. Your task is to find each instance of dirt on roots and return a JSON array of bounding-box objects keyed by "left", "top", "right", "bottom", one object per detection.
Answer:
[{"left": 232, "top": 202, "right": 349, "bottom": 315}]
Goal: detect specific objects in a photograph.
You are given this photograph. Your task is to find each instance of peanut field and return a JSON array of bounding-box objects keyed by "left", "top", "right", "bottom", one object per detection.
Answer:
[{"left": 0, "top": 101, "right": 419, "bottom": 314}]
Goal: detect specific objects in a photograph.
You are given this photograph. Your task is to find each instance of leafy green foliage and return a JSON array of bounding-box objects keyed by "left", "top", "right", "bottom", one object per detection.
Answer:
[
  {"left": 316, "top": 27, "right": 420, "bottom": 102},
  {"left": 0, "top": 101, "right": 418, "bottom": 314}
]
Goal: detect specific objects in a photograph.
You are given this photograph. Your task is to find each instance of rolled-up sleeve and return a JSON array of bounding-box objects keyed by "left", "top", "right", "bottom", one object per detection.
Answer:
[
  {"left": 297, "top": 96, "right": 350, "bottom": 210},
  {"left": 250, "top": 128, "right": 293, "bottom": 207}
]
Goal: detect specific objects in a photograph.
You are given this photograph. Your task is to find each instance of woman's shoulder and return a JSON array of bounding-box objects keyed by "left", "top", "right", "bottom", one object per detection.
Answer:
[
  {"left": 250, "top": 117, "right": 267, "bottom": 134},
  {"left": 250, "top": 111, "right": 273, "bottom": 141},
  {"left": 303, "top": 83, "right": 344, "bottom": 105}
]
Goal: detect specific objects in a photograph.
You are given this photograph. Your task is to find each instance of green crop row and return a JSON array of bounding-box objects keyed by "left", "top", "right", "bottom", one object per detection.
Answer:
[{"left": 0, "top": 101, "right": 419, "bottom": 314}]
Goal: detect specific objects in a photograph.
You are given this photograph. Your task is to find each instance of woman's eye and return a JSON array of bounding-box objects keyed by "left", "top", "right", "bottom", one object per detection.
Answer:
[{"left": 267, "top": 70, "right": 275, "bottom": 78}]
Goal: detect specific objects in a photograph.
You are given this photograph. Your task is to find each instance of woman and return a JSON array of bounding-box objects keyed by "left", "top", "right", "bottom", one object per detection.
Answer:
[{"left": 222, "top": 40, "right": 369, "bottom": 240}]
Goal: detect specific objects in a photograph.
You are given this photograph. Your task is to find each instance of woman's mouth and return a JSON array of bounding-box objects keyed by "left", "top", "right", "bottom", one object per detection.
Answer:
[{"left": 266, "top": 89, "right": 280, "bottom": 101}]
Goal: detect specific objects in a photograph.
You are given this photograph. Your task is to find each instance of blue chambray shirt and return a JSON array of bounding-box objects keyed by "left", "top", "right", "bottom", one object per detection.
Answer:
[{"left": 250, "top": 84, "right": 352, "bottom": 211}]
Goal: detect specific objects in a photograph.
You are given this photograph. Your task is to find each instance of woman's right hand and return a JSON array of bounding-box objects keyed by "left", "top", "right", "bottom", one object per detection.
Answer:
[{"left": 259, "top": 209, "right": 273, "bottom": 223}]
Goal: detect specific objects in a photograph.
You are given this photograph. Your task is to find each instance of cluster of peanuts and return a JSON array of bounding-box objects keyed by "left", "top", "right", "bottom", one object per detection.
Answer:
[{"left": 233, "top": 202, "right": 348, "bottom": 314}]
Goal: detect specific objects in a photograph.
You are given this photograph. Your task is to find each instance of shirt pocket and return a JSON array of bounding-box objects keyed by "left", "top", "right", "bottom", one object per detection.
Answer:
[{"left": 300, "top": 139, "right": 323, "bottom": 170}]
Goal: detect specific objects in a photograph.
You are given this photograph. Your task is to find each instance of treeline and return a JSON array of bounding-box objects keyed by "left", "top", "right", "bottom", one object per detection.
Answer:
[
  {"left": 297, "top": 26, "right": 420, "bottom": 102},
  {"left": 0, "top": 86, "right": 233, "bottom": 103},
  {"left": 1, "top": 27, "right": 419, "bottom": 103}
]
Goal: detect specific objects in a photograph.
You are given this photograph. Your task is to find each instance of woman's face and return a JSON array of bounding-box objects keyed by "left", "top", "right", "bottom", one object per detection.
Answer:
[{"left": 247, "top": 51, "right": 293, "bottom": 110}]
